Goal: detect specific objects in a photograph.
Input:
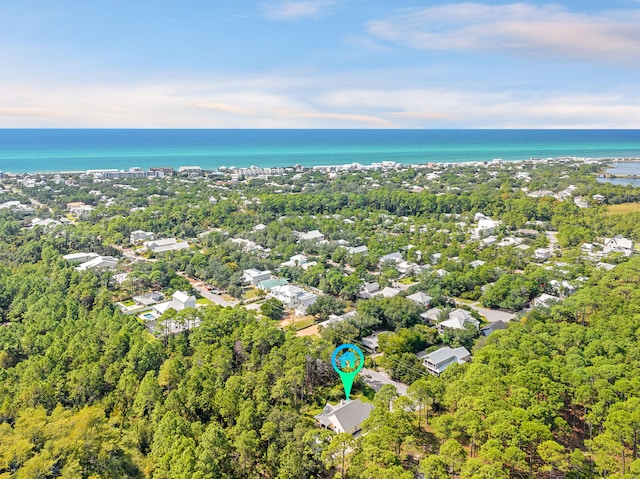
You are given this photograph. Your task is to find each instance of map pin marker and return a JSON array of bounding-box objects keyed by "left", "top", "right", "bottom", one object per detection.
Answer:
[{"left": 331, "top": 344, "right": 365, "bottom": 401}]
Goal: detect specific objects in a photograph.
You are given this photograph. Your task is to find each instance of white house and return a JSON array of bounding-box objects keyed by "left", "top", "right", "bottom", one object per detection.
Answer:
[
  {"left": 468, "top": 260, "right": 486, "bottom": 269},
  {"left": 603, "top": 235, "right": 634, "bottom": 256},
  {"left": 67, "top": 202, "right": 95, "bottom": 218},
  {"left": 153, "top": 290, "right": 197, "bottom": 315},
  {"left": 269, "top": 284, "right": 307, "bottom": 309},
  {"left": 295, "top": 292, "right": 318, "bottom": 315},
  {"left": 75, "top": 256, "right": 118, "bottom": 272},
  {"left": 144, "top": 238, "right": 190, "bottom": 254},
  {"left": 423, "top": 346, "right": 471, "bottom": 376},
  {"left": 377, "top": 286, "right": 400, "bottom": 298},
  {"left": 243, "top": 269, "right": 271, "bottom": 286},
  {"left": 347, "top": 245, "right": 368, "bottom": 255},
  {"left": 406, "top": 292, "right": 432, "bottom": 307},
  {"left": 472, "top": 218, "right": 501, "bottom": 239},
  {"left": 63, "top": 252, "right": 100, "bottom": 263},
  {"left": 298, "top": 230, "right": 325, "bottom": 242},
  {"left": 315, "top": 399, "right": 374, "bottom": 434},
  {"left": 534, "top": 248, "right": 552, "bottom": 261},
  {"left": 436, "top": 309, "right": 479, "bottom": 333},
  {"left": 280, "top": 254, "right": 309, "bottom": 268},
  {"left": 379, "top": 252, "right": 403, "bottom": 264},
  {"left": 130, "top": 230, "right": 154, "bottom": 244},
  {"left": 533, "top": 293, "right": 563, "bottom": 308},
  {"left": 31, "top": 218, "right": 61, "bottom": 230}
]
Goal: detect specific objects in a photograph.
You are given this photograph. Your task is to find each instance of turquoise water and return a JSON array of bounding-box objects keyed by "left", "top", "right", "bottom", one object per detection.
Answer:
[
  {"left": 1, "top": 129, "right": 640, "bottom": 173},
  {"left": 597, "top": 161, "right": 640, "bottom": 186}
]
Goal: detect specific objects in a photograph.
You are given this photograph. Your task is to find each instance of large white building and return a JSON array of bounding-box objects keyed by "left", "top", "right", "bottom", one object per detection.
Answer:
[{"left": 144, "top": 238, "right": 190, "bottom": 254}]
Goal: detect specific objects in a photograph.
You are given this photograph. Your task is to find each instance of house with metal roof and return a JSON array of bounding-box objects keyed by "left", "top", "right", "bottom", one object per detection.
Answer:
[
  {"left": 314, "top": 399, "right": 374, "bottom": 434},
  {"left": 422, "top": 346, "right": 471, "bottom": 376}
]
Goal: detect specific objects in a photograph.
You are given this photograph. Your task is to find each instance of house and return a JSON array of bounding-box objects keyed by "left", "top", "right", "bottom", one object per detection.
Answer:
[
  {"left": 603, "top": 235, "right": 634, "bottom": 256},
  {"left": 472, "top": 218, "right": 501, "bottom": 239},
  {"left": 318, "top": 310, "right": 358, "bottom": 329},
  {"left": 269, "top": 284, "right": 306, "bottom": 308},
  {"left": 177, "top": 166, "right": 202, "bottom": 174},
  {"left": 295, "top": 292, "right": 319, "bottom": 315},
  {"left": 497, "top": 237, "right": 522, "bottom": 247},
  {"left": 31, "top": 218, "right": 61, "bottom": 230},
  {"left": 258, "top": 278, "right": 289, "bottom": 291},
  {"left": 592, "top": 194, "right": 606, "bottom": 203},
  {"left": 63, "top": 252, "right": 100, "bottom": 263},
  {"left": 377, "top": 286, "right": 400, "bottom": 298},
  {"left": 361, "top": 333, "right": 380, "bottom": 354},
  {"left": 347, "top": 245, "right": 368, "bottom": 256},
  {"left": 480, "top": 320, "right": 507, "bottom": 337},
  {"left": 379, "top": 252, "right": 402, "bottom": 264},
  {"left": 75, "top": 256, "right": 118, "bottom": 272},
  {"left": 243, "top": 269, "right": 271, "bottom": 287},
  {"left": 153, "top": 290, "right": 197, "bottom": 315},
  {"left": 397, "top": 261, "right": 420, "bottom": 275},
  {"left": 480, "top": 236, "right": 497, "bottom": 248},
  {"left": 434, "top": 269, "right": 448, "bottom": 278},
  {"left": 315, "top": 399, "right": 374, "bottom": 434},
  {"left": 436, "top": 309, "right": 479, "bottom": 333},
  {"left": 534, "top": 248, "right": 552, "bottom": 261},
  {"left": 132, "top": 291, "right": 165, "bottom": 307},
  {"left": 549, "top": 280, "right": 576, "bottom": 297},
  {"left": 358, "top": 282, "right": 380, "bottom": 299},
  {"left": 421, "top": 307, "right": 442, "bottom": 324},
  {"left": 596, "top": 262, "right": 616, "bottom": 271},
  {"left": 533, "top": 293, "right": 563, "bottom": 308},
  {"left": 130, "top": 230, "right": 154, "bottom": 244},
  {"left": 298, "top": 230, "right": 325, "bottom": 242},
  {"left": 406, "top": 292, "right": 432, "bottom": 307},
  {"left": 144, "top": 238, "right": 190, "bottom": 254},
  {"left": 280, "top": 254, "right": 309, "bottom": 268},
  {"left": 67, "top": 202, "right": 95, "bottom": 218},
  {"left": 422, "top": 346, "right": 471, "bottom": 376},
  {"left": 469, "top": 260, "right": 486, "bottom": 269}
]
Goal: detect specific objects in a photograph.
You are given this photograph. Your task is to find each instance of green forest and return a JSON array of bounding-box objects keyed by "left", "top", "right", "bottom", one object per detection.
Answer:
[{"left": 2, "top": 160, "right": 640, "bottom": 478}]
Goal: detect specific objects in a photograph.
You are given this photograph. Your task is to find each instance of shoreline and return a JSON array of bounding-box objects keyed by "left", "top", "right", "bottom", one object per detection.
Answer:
[{"left": 2, "top": 156, "right": 640, "bottom": 176}]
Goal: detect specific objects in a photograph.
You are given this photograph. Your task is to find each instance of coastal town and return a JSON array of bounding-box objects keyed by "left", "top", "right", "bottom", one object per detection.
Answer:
[
  {"left": 3, "top": 155, "right": 640, "bottom": 477},
  {"left": 2, "top": 157, "right": 638, "bottom": 380}
]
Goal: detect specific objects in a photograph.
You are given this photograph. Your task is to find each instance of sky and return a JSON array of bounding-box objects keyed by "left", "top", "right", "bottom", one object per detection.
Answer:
[{"left": 1, "top": 0, "right": 640, "bottom": 128}]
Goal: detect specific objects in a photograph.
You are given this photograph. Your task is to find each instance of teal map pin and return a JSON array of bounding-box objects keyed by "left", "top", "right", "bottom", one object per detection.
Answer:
[{"left": 331, "top": 344, "right": 365, "bottom": 400}]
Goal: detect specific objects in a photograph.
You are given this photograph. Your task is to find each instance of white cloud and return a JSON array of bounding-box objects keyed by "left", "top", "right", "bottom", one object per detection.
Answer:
[
  {"left": 261, "top": 0, "right": 336, "bottom": 21},
  {"left": 2, "top": 75, "right": 640, "bottom": 128},
  {"left": 367, "top": 3, "right": 640, "bottom": 63}
]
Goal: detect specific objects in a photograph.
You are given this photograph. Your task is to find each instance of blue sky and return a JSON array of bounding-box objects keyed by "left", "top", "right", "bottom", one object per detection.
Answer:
[{"left": 1, "top": 0, "right": 640, "bottom": 128}]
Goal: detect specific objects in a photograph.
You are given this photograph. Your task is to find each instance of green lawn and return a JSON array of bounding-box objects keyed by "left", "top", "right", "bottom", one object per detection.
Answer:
[
  {"left": 606, "top": 202, "right": 640, "bottom": 215},
  {"left": 196, "top": 297, "right": 213, "bottom": 305},
  {"left": 290, "top": 318, "right": 316, "bottom": 331},
  {"left": 121, "top": 299, "right": 136, "bottom": 307}
]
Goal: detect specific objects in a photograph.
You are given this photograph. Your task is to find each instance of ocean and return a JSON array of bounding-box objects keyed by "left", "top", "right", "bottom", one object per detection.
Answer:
[{"left": 1, "top": 129, "right": 640, "bottom": 174}]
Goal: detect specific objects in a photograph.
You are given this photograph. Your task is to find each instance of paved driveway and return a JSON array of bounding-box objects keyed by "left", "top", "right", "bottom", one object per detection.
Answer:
[{"left": 362, "top": 368, "right": 408, "bottom": 395}]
